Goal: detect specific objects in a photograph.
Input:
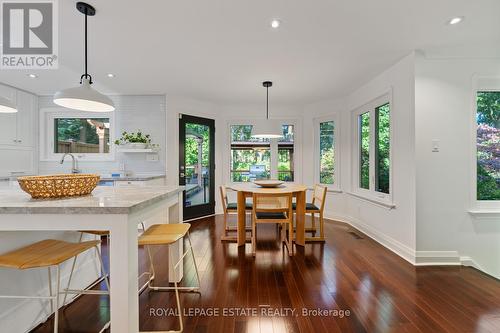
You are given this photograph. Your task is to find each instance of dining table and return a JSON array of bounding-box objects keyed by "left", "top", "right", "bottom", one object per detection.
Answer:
[{"left": 228, "top": 183, "right": 308, "bottom": 247}]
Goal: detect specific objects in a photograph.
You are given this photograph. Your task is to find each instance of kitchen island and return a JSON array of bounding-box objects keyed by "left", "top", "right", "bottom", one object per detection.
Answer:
[{"left": 0, "top": 185, "right": 184, "bottom": 333}]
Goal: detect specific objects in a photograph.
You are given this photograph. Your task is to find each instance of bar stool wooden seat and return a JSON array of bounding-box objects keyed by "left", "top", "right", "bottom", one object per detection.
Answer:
[
  {"left": 0, "top": 239, "right": 110, "bottom": 333},
  {"left": 138, "top": 223, "right": 201, "bottom": 333}
]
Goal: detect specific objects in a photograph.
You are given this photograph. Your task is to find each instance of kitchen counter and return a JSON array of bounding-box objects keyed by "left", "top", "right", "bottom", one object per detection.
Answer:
[
  {"left": 0, "top": 186, "right": 181, "bottom": 214},
  {"left": 0, "top": 185, "right": 184, "bottom": 333}
]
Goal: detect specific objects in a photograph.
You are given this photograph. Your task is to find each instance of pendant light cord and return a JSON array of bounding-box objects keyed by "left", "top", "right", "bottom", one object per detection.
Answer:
[
  {"left": 266, "top": 85, "right": 269, "bottom": 120},
  {"left": 80, "top": 9, "right": 92, "bottom": 84}
]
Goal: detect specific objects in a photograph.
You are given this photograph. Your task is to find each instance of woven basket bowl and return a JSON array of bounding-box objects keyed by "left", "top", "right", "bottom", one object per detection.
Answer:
[{"left": 18, "top": 174, "right": 100, "bottom": 199}]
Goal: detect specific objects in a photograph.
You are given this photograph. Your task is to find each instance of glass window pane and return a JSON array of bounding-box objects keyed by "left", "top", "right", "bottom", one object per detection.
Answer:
[
  {"left": 375, "top": 103, "right": 390, "bottom": 194},
  {"left": 319, "top": 121, "right": 335, "bottom": 184},
  {"left": 279, "top": 125, "right": 294, "bottom": 142},
  {"left": 278, "top": 125, "right": 294, "bottom": 181},
  {"left": 359, "top": 112, "right": 370, "bottom": 189},
  {"left": 231, "top": 148, "right": 270, "bottom": 182},
  {"left": 184, "top": 123, "right": 211, "bottom": 206},
  {"left": 476, "top": 92, "right": 500, "bottom": 200},
  {"left": 54, "top": 118, "right": 110, "bottom": 154}
]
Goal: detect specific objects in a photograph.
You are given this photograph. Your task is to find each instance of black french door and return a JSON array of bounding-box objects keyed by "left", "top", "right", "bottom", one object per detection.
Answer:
[{"left": 179, "top": 114, "right": 215, "bottom": 220}]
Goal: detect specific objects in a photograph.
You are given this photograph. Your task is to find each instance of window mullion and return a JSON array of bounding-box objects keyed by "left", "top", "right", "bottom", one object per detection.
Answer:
[{"left": 369, "top": 108, "right": 376, "bottom": 192}]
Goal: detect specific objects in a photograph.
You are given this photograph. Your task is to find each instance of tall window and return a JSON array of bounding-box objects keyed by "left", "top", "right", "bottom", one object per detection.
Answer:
[
  {"left": 476, "top": 92, "right": 500, "bottom": 201},
  {"left": 278, "top": 125, "right": 294, "bottom": 181},
  {"left": 319, "top": 121, "right": 335, "bottom": 184},
  {"left": 359, "top": 112, "right": 370, "bottom": 189},
  {"left": 354, "top": 96, "right": 391, "bottom": 200},
  {"left": 230, "top": 124, "right": 295, "bottom": 182},
  {"left": 375, "top": 103, "right": 390, "bottom": 194}
]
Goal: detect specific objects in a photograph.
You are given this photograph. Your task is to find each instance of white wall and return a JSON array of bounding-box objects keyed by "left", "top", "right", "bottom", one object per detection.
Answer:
[
  {"left": 38, "top": 95, "right": 166, "bottom": 176},
  {"left": 302, "top": 53, "right": 418, "bottom": 263},
  {"left": 415, "top": 55, "right": 500, "bottom": 277}
]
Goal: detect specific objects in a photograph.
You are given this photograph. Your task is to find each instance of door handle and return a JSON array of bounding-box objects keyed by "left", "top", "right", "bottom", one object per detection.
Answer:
[{"left": 180, "top": 172, "right": 185, "bottom": 177}]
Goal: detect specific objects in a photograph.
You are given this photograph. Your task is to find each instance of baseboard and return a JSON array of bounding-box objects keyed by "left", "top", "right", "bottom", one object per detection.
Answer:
[
  {"left": 414, "top": 251, "right": 461, "bottom": 266},
  {"left": 324, "top": 211, "right": 417, "bottom": 265}
]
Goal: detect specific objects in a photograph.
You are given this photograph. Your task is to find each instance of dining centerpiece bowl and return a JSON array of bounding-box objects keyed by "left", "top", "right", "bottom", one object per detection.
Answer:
[
  {"left": 253, "top": 180, "right": 284, "bottom": 188},
  {"left": 18, "top": 174, "right": 100, "bottom": 199}
]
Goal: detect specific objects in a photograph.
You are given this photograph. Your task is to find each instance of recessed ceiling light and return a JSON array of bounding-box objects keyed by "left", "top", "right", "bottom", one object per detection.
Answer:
[
  {"left": 448, "top": 16, "right": 464, "bottom": 25},
  {"left": 270, "top": 19, "right": 281, "bottom": 29},
  {"left": 27, "top": 73, "right": 37, "bottom": 78},
  {"left": 107, "top": 73, "right": 115, "bottom": 78}
]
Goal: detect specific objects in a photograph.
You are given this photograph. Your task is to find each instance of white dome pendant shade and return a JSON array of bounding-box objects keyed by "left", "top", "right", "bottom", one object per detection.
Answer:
[
  {"left": 0, "top": 96, "right": 17, "bottom": 113},
  {"left": 251, "top": 81, "right": 283, "bottom": 139},
  {"left": 251, "top": 121, "right": 283, "bottom": 139},
  {"left": 53, "top": 2, "right": 114, "bottom": 112},
  {"left": 54, "top": 77, "right": 114, "bottom": 112}
]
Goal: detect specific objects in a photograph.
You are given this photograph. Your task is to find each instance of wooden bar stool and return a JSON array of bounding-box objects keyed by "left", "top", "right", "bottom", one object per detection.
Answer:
[
  {"left": 220, "top": 185, "right": 252, "bottom": 241},
  {"left": 138, "top": 223, "right": 201, "bottom": 333},
  {"left": 293, "top": 184, "right": 327, "bottom": 242},
  {"left": 0, "top": 239, "right": 110, "bottom": 333}
]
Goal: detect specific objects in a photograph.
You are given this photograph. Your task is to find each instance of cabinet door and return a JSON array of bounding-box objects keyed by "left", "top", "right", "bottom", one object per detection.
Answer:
[
  {"left": 0, "top": 147, "right": 35, "bottom": 177},
  {"left": 15, "top": 91, "right": 35, "bottom": 147},
  {"left": 0, "top": 85, "right": 18, "bottom": 145}
]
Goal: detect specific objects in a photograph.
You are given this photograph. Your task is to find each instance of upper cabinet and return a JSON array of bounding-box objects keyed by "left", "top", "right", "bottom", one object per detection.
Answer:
[{"left": 0, "top": 86, "right": 36, "bottom": 147}]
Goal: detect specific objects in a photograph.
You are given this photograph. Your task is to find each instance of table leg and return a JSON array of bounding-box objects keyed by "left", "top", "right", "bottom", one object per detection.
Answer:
[
  {"left": 109, "top": 217, "right": 139, "bottom": 333},
  {"left": 295, "top": 190, "right": 306, "bottom": 247},
  {"left": 237, "top": 191, "right": 246, "bottom": 247}
]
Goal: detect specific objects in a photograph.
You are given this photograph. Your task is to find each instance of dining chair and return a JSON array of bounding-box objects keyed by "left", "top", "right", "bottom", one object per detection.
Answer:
[
  {"left": 220, "top": 185, "right": 252, "bottom": 238},
  {"left": 252, "top": 192, "right": 294, "bottom": 256},
  {"left": 293, "top": 184, "right": 327, "bottom": 241}
]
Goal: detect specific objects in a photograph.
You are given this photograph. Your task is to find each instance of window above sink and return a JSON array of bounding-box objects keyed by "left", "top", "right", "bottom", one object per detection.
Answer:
[{"left": 40, "top": 108, "right": 115, "bottom": 161}]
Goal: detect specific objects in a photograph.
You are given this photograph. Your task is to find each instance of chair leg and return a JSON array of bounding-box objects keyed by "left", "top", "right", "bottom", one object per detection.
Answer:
[
  {"left": 311, "top": 213, "right": 316, "bottom": 232},
  {"left": 320, "top": 212, "right": 324, "bottom": 239},
  {"left": 187, "top": 232, "right": 201, "bottom": 288},
  {"left": 48, "top": 267, "right": 53, "bottom": 314},
  {"left": 223, "top": 212, "right": 228, "bottom": 232},
  {"left": 54, "top": 265, "right": 60, "bottom": 333},
  {"left": 63, "top": 232, "right": 84, "bottom": 305},
  {"left": 170, "top": 247, "right": 183, "bottom": 332},
  {"left": 252, "top": 218, "right": 256, "bottom": 257},
  {"left": 288, "top": 221, "right": 293, "bottom": 256}
]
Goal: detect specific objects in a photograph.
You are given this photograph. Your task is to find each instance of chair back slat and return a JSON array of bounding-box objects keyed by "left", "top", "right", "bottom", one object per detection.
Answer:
[
  {"left": 312, "top": 184, "right": 327, "bottom": 211},
  {"left": 220, "top": 185, "right": 228, "bottom": 212}
]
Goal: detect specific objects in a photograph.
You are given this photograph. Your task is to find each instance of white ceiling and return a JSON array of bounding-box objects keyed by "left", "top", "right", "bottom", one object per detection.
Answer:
[{"left": 1, "top": 0, "right": 500, "bottom": 105}]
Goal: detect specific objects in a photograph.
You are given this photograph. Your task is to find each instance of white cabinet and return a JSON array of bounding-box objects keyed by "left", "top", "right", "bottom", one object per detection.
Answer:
[
  {"left": 0, "top": 85, "right": 18, "bottom": 145},
  {"left": 0, "top": 84, "right": 37, "bottom": 176},
  {"left": 0, "top": 87, "right": 35, "bottom": 147},
  {"left": 113, "top": 178, "right": 166, "bottom": 187}
]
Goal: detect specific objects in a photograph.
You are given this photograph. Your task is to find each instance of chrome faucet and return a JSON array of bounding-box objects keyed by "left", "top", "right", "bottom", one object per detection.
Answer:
[{"left": 60, "top": 153, "right": 81, "bottom": 174}]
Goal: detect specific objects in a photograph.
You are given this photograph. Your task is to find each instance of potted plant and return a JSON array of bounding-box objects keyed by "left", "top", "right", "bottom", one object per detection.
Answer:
[{"left": 114, "top": 130, "right": 151, "bottom": 149}]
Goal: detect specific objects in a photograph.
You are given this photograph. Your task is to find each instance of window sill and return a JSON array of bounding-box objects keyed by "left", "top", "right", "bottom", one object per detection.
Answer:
[
  {"left": 467, "top": 210, "right": 500, "bottom": 219},
  {"left": 307, "top": 186, "right": 342, "bottom": 194},
  {"left": 346, "top": 191, "right": 396, "bottom": 209}
]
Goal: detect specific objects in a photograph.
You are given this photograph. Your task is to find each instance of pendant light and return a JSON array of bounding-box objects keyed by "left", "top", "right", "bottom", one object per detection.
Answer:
[
  {"left": 0, "top": 96, "right": 17, "bottom": 113},
  {"left": 53, "top": 2, "right": 114, "bottom": 112},
  {"left": 251, "top": 81, "right": 283, "bottom": 139}
]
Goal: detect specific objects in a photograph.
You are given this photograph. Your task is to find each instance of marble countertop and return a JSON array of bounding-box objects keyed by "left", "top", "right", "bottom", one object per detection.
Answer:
[{"left": 0, "top": 186, "right": 183, "bottom": 214}]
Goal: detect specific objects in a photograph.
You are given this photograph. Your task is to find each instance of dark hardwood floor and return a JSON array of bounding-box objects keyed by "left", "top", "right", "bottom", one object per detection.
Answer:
[{"left": 32, "top": 215, "right": 500, "bottom": 333}]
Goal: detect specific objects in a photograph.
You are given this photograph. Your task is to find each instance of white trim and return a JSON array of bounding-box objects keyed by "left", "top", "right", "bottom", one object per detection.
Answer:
[
  {"left": 345, "top": 191, "right": 396, "bottom": 209},
  {"left": 313, "top": 114, "right": 340, "bottom": 191},
  {"left": 350, "top": 89, "right": 394, "bottom": 205},
  {"left": 39, "top": 107, "right": 115, "bottom": 162},
  {"left": 469, "top": 76, "right": 500, "bottom": 211}
]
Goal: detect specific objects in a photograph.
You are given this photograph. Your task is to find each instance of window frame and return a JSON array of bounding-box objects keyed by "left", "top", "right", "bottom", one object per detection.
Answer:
[
  {"left": 313, "top": 114, "right": 340, "bottom": 191},
  {"left": 227, "top": 119, "right": 300, "bottom": 184},
  {"left": 470, "top": 77, "right": 500, "bottom": 211},
  {"left": 40, "top": 107, "right": 116, "bottom": 162},
  {"left": 351, "top": 92, "right": 393, "bottom": 205}
]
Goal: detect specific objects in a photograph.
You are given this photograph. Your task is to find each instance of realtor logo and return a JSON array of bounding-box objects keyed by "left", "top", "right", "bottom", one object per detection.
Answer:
[{"left": 1, "top": 0, "right": 58, "bottom": 69}]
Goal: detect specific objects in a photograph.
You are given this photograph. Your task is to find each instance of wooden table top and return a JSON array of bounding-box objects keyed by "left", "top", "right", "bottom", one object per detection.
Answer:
[{"left": 228, "top": 183, "right": 308, "bottom": 193}]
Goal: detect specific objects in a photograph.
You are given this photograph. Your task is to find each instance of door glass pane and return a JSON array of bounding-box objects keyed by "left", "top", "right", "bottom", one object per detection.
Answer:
[
  {"left": 54, "top": 118, "right": 110, "bottom": 153},
  {"left": 359, "top": 112, "right": 370, "bottom": 189},
  {"left": 319, "top": 121, "right": 335, "bottom": 184},
  {"left": 375, "top": 103, "right": 390, "bottom": 194},
  {"left": 184, "top": 123, "right": 210, "bottom": 207},
  {"left": 476, "top": 92, "right": 500, "bottom": 200}
]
